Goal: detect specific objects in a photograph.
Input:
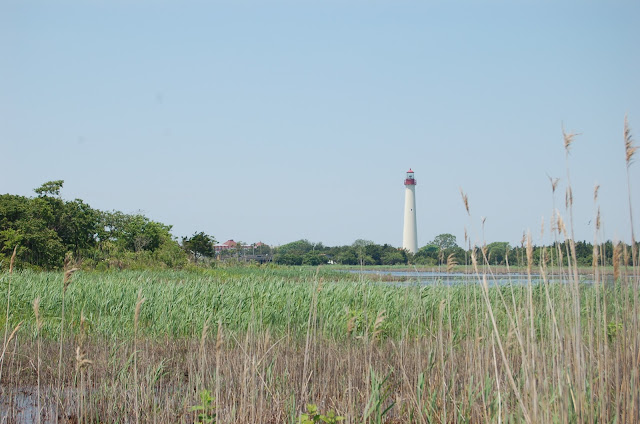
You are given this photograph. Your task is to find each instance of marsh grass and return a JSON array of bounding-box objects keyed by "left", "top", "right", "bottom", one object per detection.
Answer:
[
  {"left": 1, "top": 262, "right": 638, "bottom": 423},
  {"left": 0, "top": 246, "right": 17, "bottom": 381},
  {"left": 1, "top": 120, "right": 639, "bottom": 423}
]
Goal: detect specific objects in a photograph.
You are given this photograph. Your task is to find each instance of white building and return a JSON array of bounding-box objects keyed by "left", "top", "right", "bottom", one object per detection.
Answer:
[{"left": 402, "top": 169, "right": 418, "bottom": 254}]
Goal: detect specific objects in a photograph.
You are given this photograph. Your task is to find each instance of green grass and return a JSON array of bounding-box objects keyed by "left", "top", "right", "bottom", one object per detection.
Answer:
[
  {"left": 1, "top": 264, "right": 638, "bottom": 422},
  {"left": 1, "top": 267, "right": 632, "bottom": 343}
]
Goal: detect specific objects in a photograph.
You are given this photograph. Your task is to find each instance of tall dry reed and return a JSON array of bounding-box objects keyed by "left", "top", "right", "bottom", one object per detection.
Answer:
[{"left": 1, "top": 118, "right": 639, "bottom": 423}]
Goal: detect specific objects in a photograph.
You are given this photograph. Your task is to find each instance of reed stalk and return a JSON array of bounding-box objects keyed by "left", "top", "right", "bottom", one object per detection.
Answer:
[
  {"left": 56, "top": 261, "right": 78, "bottom": 421},
  {"left": 623, "top": 114, "right": 639, "bottom": 422},
  {"left": 0, "top": 246, "right": 17, "bottom": 382},
  {"left": 33, "top": 297, "right": 42, "bottom": 424},
  {"left": 134, "top": 288, "right": 145, "bottom": 424}
]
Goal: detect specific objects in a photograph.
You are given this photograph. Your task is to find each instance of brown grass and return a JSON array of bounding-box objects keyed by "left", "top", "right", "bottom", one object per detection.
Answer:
[{"left": 1, "top": 118, "right": 639, "bottom": 423}]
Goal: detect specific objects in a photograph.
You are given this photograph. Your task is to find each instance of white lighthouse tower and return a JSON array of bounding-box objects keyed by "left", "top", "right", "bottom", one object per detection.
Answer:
[{"left": 403, "top": 169, "right": 418, "bottom": 254}]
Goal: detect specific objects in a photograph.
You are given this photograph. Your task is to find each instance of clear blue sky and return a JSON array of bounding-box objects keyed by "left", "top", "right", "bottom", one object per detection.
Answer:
[{"left": 2, "top": 0, "right": 639, "bottom": 248}]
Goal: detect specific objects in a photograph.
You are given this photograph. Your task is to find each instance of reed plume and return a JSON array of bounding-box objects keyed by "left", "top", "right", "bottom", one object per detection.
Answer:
[
  {"left": 63, "top": 267, "right": 79, "bottom": 292},
  {"left": 346, "top": 314, "right": 356, "bottom": 337},
  {"left": 623, "top": 115, "right": 637, "bottom": 268},
  {"left": 548, "top": 176, "right": 560, "bottom": 193},
  {"left": 563, "top": 127, "right": 578, "bottom": 154},
  {"left": 0, "top": 321, "right": 22, "bottom": 364},
  {"left": 613, "top": 242, "right": 621, "bottom": 283},
  {"left": 9, "top": 245, "right": 16, "bottom": 273},
  {"left": 446, "top": 253, "right": 458, "bottom": 273},
  {"left": 372, "top": 310, "right": 386, "bottom": 341},
  {"left": 624, "top": 115, "right": 637, "bottom": 168},
  {"left": 565, "top": 186, "right": 573, "bottom": 209},
  {"left": 460, "top": 188, "right": 470, "bottom": 215}
]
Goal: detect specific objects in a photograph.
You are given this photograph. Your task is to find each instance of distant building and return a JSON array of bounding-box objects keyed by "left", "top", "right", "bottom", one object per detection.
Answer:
[
  {"left": 214, "top": 240, "right": 270, "bottom": 252},
  {"left": 214, "top": 239, "right": 273, "bottom": 263},
  {"left": 214, "top": 240, "right": 238, "bottom": 252}
]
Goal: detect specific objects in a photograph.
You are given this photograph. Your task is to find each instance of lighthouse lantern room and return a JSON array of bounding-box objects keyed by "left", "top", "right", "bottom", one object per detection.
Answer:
[{"left": 404, "top": 169, "right": 416, "bottom": 186}]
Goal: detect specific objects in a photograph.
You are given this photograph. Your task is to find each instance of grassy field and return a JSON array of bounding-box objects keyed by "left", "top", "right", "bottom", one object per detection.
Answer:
[
  {"left": 1, "top": 124, "right": 638, "bottom": 423},
  {"left": 1, "top": 259, "right": 638, "bottom": 423}
]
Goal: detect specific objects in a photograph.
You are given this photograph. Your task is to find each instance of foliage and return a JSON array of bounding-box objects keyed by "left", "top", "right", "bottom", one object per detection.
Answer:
[
  {"left": 190, "top": 389, "right": 216, "bottom": 423},
  {"left": 273, "top": 240, "right": 327, "bottom": 265},
  {"left": 274, "top": 253, "right": 304, "bottom": 265},
  {"left": 277, "top": 239, "right": 317, "bottom": 255},
  {"left": 101, "top": 211, "right": 173, "bottom": 253},
  {"left": 252, "top": 243, "right": 272, "bottom": 255},
  {"left": 380, "top": 250, "right": 405, "bottom": 265},
  {"left": 183, "top": 232, "right": 216, "bottom": 263},
  {"left": 33, "top": 180, "right": 64, "bottom": 197},
  {"left": 607, "top": 321, "right": 623, "bottom": 341},
  {"left": 299, "top": 404, "right": 344, "bottom": 424},
  {"left": 2, "top": 264, "right": 639, "bottom": 422},
  {"left": 363, "top": 369, "right": 395, "bottom": 424},
  {"left": 1, "top": 184, "right": 635, "bottom": 270},
  {"left": 485, "top": 242, "right": 510, "bottom": 265},
  {"left": 431, "top": 233, "right": 458, "bottom": 250},
  {"left": 413, "top": 244, "right": 439, "bottom": 265},
  {"left": 0, "top": 193, "right": 65, "bottom": 269},
  {"left": 0, "top": 181, "right": 187, "bottom": 270},
  {"left": 303, "top": 251, "right": 326, "bottom": 266},
  {"left": 414, "top": 235, "right": 466, "bottom": 266},
  {"left": 332, "top": 248, "right": 358, "bottom": 265},
  {"left": 324, "top": 243, "right": 408, "bottom": 266}
]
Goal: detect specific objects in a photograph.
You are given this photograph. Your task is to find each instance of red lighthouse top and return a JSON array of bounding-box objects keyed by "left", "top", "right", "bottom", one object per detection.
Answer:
[{"left": 404, "top": 169, "right": 416, "bottom": 185}]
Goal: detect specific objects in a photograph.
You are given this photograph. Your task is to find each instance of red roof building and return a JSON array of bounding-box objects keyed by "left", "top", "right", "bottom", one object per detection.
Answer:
[{"left": 214, "top": 239, "right": 238, "bottom": 251}]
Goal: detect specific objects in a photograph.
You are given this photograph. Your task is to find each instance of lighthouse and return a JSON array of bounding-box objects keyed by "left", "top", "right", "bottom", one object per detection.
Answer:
[{"left": 403, "top": 169, "right": 418, "bottom": 254}]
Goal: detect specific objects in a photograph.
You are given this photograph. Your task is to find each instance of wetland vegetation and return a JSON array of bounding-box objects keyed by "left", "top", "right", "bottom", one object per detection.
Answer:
[
  {"left": 1, "top": 254, "right": 639, "bottom": 422},
  {"left": 1, "top": 122, "right": 639, "bottom": 422}
]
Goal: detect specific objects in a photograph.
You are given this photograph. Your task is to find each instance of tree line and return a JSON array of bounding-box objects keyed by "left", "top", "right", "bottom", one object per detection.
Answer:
[
  {"left": 0, "top": 181, "right": 201, "bottom": 270},
  {"left": 1, "top": 181, "right": 636, "bottom": 270},
  {"left": 272, "top": 235, "right": 636, "bottom": 268}
]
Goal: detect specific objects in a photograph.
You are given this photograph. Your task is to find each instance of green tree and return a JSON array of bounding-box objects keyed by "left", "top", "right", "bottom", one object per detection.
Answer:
[
  {"left": 182, "top": 232, "right": 216, "bottom": 263},
  {"left": 381, "top": 250, "right": 405, "bottom": 265},
  {"left": 0, "top": 194, "right": 65, "bottom": 269},
  {"left": 101, "top": 212, "right": 172, "bottom": 253},
  {"left": 252, "top": 243, "right": 272, "bottom": 255},
  {"left": 58, "top": 199, "right": 100, "bottom": 258},
  {"left": 575, "top": 241, "right": 593, "bottom": 266},
  {"left": 448, "top": 246, "right": 466, "bottom": 265},
  {"left": 277, "top": 239, "right": 315, "bottom": 255},
  {"left": 425, "top": 234, "right": 462, "bottom": 266},
  {"left": 414, "top": 244, "right": 442, "bottom": 266},
  {"left": 352, "top": 239, "right": 374, "bottom": 265},
  {"left": 34, "top": 180, "right": 64, "bottom": 197},
  {"left": 302, "top": 251, "right": 326, "bottom": 266},
  {"left": 486, "top": 242, "right": 510, "bottom": 265},
  {"left": 334, "top": 247, "right": 358, "bottom": 265},
  {"left": 364, "top": 244, "right": 383, "bottom": 264},
  {"left": 1, "top": 181, "right": 187, "bottom": 270},
  {"left": 431, "top": 233, "right": 458, "bottom": 250},
  {"left": 274, "top": 253, "right": 303, "bottom": 265}
]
